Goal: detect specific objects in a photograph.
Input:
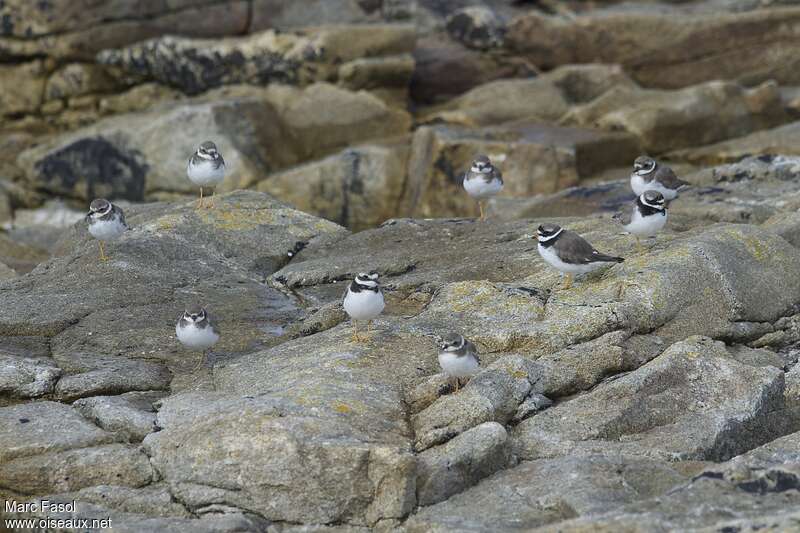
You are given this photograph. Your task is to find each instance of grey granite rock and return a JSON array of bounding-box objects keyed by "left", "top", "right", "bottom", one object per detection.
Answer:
[
  {"left": 0, "top": 443, "right": 153, "bottom": 496},
  {"left": 416, "top": 421, "right": 511, "bottom": 506},
  {"left": 0, "top": 353, "right": 62, "bottom": 399},
  {"left": 73, "top": 391, "right": 165, "bottom": 442},
  {"left": 0, "top": 401, "right": 115, "bottom": 464},
  {"left": 512, "top": 336, "right": 786, "bottom": 462},
  {"left": 406, "top": 455, "right": 688, "bottom": 531},
  {"left": 412, "top": 355, "right": 543, "bottom": 451}
]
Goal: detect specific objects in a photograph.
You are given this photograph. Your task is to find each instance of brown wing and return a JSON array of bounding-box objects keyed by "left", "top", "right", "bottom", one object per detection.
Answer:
[
  {"left": 655, "top": 165, "right": 688, "bottom": 188},
  {"left": 612, "top": 209, "right": 632, "bottom": 227},
  {"left": 486, "top": 167, "right": 503, "bottom": 185},
  {"left": 465, "top": 340, "right": 480, "bottom": 365},
  {"left": 557, "top": 230, "right": 622, "bottom": 264}
]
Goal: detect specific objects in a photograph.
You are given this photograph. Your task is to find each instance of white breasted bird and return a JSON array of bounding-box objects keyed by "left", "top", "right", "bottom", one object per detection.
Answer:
[
  {"left": 176, "top": 306, "right": 220, "bottom": 370},
  {"left": 462, "top": 154, "right": 504, "bottom": 221},
  {"left": 86, "top": 198, "right": 129, "bottom": 261},
  {"left": 536, "top": 224, "right": 624, "bottom": 289},
  {"left": 437, "top": 332, "right": 480, "bottom": 392},
  {"left": 343, "top": 271, "right": 385, "bottom": 342},
  {"left": 613, "top": 190, "right": 668, "bottom": 251},
  {"left": 630, "top": 156, "right": 688, "bottom": 201},
  {"left": 187, "top": 141, "right": 226, "bottom": 209}
]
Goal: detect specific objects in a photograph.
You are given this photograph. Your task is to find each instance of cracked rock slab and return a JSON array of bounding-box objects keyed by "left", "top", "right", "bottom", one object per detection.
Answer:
[
  {"left": 0, "top": 401, "right": 115, "bottom": 464},
  {"left": 512, "top": 336, "right": 786, "bottom": 462},
  {"left": 412, "top": 354, "right": 543, "bottom": 451},
  {"left": 406, "top": 455, "right": 687, "bottom": 532},
  {"left": 73, "top": 391, "right": 165, "bottom": 442},
  {"left": 0, "top": 443, "right": 153, "bottom": 496},
  {"left": 416, "top": 421, "right": 511, "bottom": 506},
  {"left": 0, "top": 353, "right": 62, "bottom": 399},
  {"left": 54, "top": 356, "right": 171, "bottom": 402}
]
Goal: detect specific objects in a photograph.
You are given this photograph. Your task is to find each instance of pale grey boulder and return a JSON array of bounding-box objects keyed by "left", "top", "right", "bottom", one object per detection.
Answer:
[
  {"left": 0, "top": 443, "right": 153, "bottom": 495},
  {"left": 0, "top": 401, "right": 115, "bottom": 464},
  {"left": 512, "top": 336, "right": 786, "bottom": 462},
  {"left": 416, "top": 422, "right": 511, "bottom": 506},
  {"left": 0, "top": 353, "right": 62, "bottom": 399},
  {"left": 412, "top": 355, "right": 544, "bottom": 451},
  {"left": 73, "top": 391, "right": 165, "bottom": 442}
]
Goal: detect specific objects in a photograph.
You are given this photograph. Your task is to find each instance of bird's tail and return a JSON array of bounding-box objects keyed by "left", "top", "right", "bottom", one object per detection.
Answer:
[{"left": 596, "top": 254, "right": 624, "bottom": 263}]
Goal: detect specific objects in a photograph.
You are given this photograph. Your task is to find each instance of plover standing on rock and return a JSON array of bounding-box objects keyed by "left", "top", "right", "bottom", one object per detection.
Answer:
[
  {"left": 630, "top": 156, "right": 688, "bottom": 201},
  {"left": 176, "top": 306, "right": 220, "bottom": 370},
  {"left": 463, "top": 154, "right": 504, "bottom": 221},
  {"left": 343, "top": 272, "right": 385, "bottom": 342},
  {"left": 437, "top": 333, "right": 480, "bottom": 392},
  {"left": 86, "top": 198, "right": 128, "bottom": 262},
  {"left": 613, "top": 190, "right": 668, "bottom": 251},
  {"left": 187, "top": 141, "right": 226, "bottom": 209},
  {"left": 536, "top": 223, "right": 624, "bottom": 289}
]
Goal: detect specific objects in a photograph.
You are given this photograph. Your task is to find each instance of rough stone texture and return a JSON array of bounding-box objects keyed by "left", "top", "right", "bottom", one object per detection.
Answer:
[
  {"left": 3, "top": 496, "right": 268, "bottom": 532},
  {"left": 412, "top": 355, "right": 544, "bottom": 450},
  {"left": 0, "top": 232, "right": 49, "bottom": 274},
  {"left": 0, "top": 261, "right": 16, "bottom": 280},
  {"left": 404, "top": 122, "right": 639, "bottom": 218},
  {"left": 0, "top": 443, "right": 153, "bottom": 496},
  {"left": 18, "top": 84, "right": 411, "bottom": 201},
  {"left": 446, "top": 6, "right": 506, "bottom": 51},
  {"left": 0, "top": 401, "right": 115, "bottom": 464},
  {"left": 0, "top": 353, "right": 62, "bottom": 399},
  {"left": 670, "top": 120, "right": 800, "bottom": 165},
  {"left": 406, "top": 455, "right": 688, "bottom": 532},
  {"left": 416, "top": 421, "right": 511, "bottom": 506},
  {"left": 506, "top": 6, "right": 800, "bottom": 89},
  {"left": 0, "top": 61, "right": 47, "bottom": 117},
  {"left": 97, "top": 30, "right": 320, "bottom": 95},
  {"left": 565, "top": 80, "right": 786, "bottom": 154},
  {"left": 73, "top": 391, "right": 164, "bottom": 442},
  {"left": 17, "top": 94, "right": 289, "bottom": 200},
  {"left": 410, "top": 33, "right": 534, "bottom": 104},
  {"left": 97, "top": 24, "right": 416, "bottom": 95},
  {"left": 257, "top": 142, "right": 410, "bottom": 230},
  {"left": 489, "top": 155, "right": 800, "bottom": 231},
  {"left": 0, "top": 0, "right": 252, "bottom": 60},
  {"left": 423, "top": 64, "right": 637, "bottom": 127},
  {"left": 0, "top": 192, "right": 344, "bottom": 366},
  {"left": 53, "top": 355, "right": 171, "bottom": 402},
  {"left": 45, "top": 63, "right": 118, "bottom": 101},
  {"left": 512, "top": 336, "right": 787, "bottom": 462}
]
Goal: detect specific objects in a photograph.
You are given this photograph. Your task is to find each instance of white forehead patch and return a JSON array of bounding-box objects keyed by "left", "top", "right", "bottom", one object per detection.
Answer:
[
  {"left": 537, "top": 228, "right": 563, "bottom": 242},
  {"left": 641, "top": 195, "right": 665, "bottom": 209}
]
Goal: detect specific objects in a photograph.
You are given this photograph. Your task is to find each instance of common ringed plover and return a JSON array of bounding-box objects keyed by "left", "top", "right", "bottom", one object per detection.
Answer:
[
  {"left": 630, "top": 156, "right": 688, "bottom": 201},
  {"left": 176, "top": 306, "right": 220, "bottom": 370},
  {"left": 536, "top": 223, "right": 624, "bottom": 289},
  {"left": 86, "top": 198, "right": 128, "bottom": 261},
  {"left": 463, "top": 154, "right": 504, "bottom": 221},
  {"left": 187, "top": 141, "right": 226, "bottom": 209},
  {"left": 343, "top": 272, "right": 385, "bottom": 342},
  {"left": 613, "top": 190, "right": 668, "bottom": 251},
  {"left": 437, "top": 332, "right": 480, "bottom": 392}
]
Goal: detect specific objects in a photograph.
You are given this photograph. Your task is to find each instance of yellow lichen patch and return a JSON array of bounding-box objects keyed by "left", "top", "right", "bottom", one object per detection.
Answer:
[
  {"left": 737, "top": 232, "right": 770, "bottom": 262},
  {"left": 152, "top": 214, "right": 182, "bottom": 232},
  {"left": 197, "top": 207, "right": 278, "bottom": 231},
  {"left": 332, "top": 402, "right": 352, "bottom": 414},
  {"left": 510, "top": 370, "right": 528, "bottom": 379}
]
